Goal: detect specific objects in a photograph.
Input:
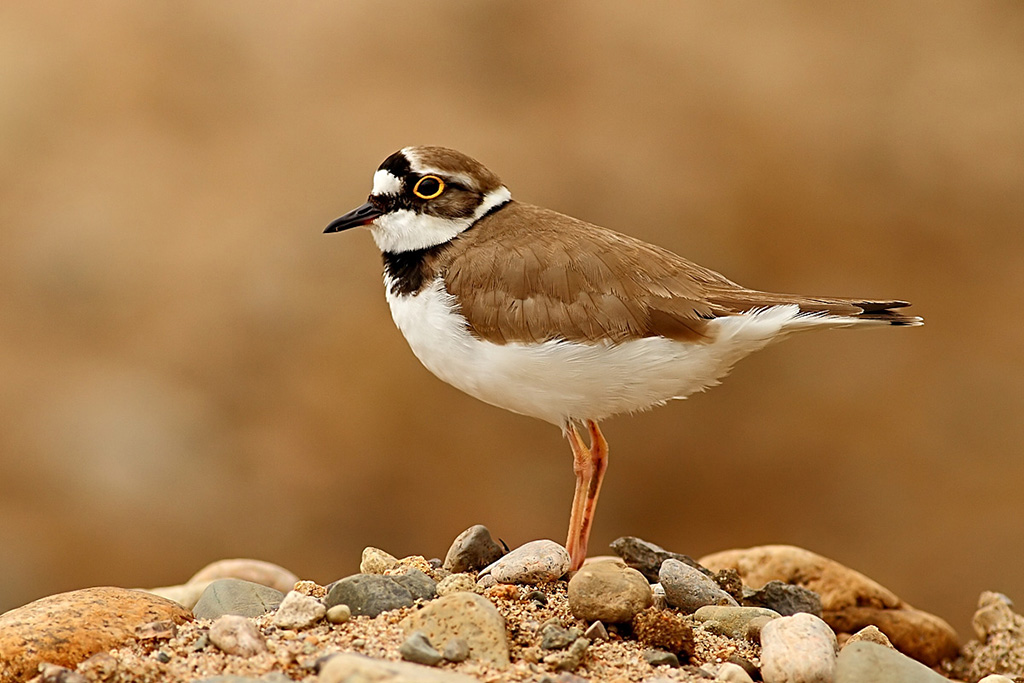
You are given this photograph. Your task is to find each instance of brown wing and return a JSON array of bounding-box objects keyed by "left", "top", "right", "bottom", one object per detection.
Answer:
[
  {"left": 442, "top": 203, "right": 723, "bottom": 344},
  {"left": 442, "top": 202, "right": 919, "bottom": 345}
]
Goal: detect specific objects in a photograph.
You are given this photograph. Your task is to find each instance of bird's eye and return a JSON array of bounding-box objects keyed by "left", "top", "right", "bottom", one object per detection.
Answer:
[{"left": 412, "top": 175, "right": 445, "bottom": 199}]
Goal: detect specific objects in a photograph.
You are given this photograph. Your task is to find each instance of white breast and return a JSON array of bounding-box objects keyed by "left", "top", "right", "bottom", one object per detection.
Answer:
[{"left": 385, "top": 277, "right": 851, "bottom": 427}]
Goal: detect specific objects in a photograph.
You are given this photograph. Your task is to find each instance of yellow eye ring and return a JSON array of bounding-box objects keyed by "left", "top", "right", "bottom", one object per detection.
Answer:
[{"left": 412, "top": 175, "right": 445, "bottom": 199}]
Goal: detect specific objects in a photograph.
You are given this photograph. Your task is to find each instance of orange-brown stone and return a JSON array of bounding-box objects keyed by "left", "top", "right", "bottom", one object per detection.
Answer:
[
  {"left": 0, "top": 586, "right": 192, "bottom": 683},
  {"left": 700, "top": 545, "right": 959, "bottom": 667}
]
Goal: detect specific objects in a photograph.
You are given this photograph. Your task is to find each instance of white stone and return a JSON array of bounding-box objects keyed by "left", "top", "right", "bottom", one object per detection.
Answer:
[
  {"left": 272, "top": 590, "right": 326, "bottom": 630},
  {"left": 319, "top": 652, "right": 480, "bottom": 682},
  {"left": 480, "top": 540, "right": 570, "bottom": 584},
  {"left": 760, "top": 613, "right": 837, "bottom": 683},
  {"left": 360, "top": 546, "right": 399, "bottom": 574},
  {"left": 437, "top": 573, "right": 477, "bottom": 596},
  {"left": 208, "top": 614, "right": 267, "bottom": 657},
  {"left": 717, "top": 661, "right": 755, "bottom": 682}
]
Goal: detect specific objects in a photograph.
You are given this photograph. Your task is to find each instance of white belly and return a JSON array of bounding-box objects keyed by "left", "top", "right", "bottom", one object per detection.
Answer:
[{"left": 385, "top": 277, "right": 843, "bottom": 427}]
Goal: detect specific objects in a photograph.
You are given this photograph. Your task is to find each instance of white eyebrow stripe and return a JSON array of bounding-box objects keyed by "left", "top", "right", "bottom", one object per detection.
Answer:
[{"left": 372, "top": 170, "right": 402, "bottom": 196}]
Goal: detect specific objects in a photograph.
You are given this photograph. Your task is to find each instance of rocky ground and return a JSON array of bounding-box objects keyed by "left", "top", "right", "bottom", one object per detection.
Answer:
[{"left": 1, "top": 529, "right": 1023, "bottom": 683}]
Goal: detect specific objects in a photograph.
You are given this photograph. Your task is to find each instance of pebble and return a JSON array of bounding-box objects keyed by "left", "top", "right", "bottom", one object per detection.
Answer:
[
  {"left": 324, "top": 574, "right": 415, "bottom": 618},
  {"left": 699, "top": 545, "right": 959, "bottom": 666},
  {"left": 319, "top": 652, "right": 480, "bottom": 682},
  {"left": 835, "top": 641, "right": 953, "bottom": 682},
  {"left": 567, "top": 560, "right": 653, "bottom": 623},
  {"left": 543, "top": 637, "right": 589, "bottom": 672},
  {"left": 187, "top": 558, "right": 299, "bottom": 594},
  {"left": 442, "top": 637, "right": 470, "bottom": 662},
  {"left": 392, "top": 569, "right": 438, "bottom": 601},
  {"left": 360, "top": 547, "right": 399, "bottom": 574},
  {"left": 325, "top": 604, "right": 351, "bottom": 624},
  {"left": 436, "top": 573, "right": 478, "bottom": 596},
  {"left": 660, "top": 558, "right": 739, "bottom": 613},
  {"left": 481, "top": 539, "right": 570, "bottom": 584},
  {"left": 0, "top": 586, "right": 192, "bottom": 683},
  {"left": 644, "top": 649, "right": 680, "bottom": 667},
  {"left": 526, "top": 589, "right": 548, "bottom": 605},
  {"left": 135, "top": 619, "right": 178, "bottom": 641},
  {"left": 843, "top": 624, "right": 895, "bottom": 650},
  {"left": 760, "top": 613, "right": 837, "bottom": 683},
  {"left": 632, "top": 608, "right": 695, "bottom": 657},
  {"left": 716, "top": 662, "right": 756, "bottom": 683},
  {"left": 37, "top": 663, "right": 89, "bottom": 683},
  {"left": 401, "top": 591, "right": 510, "bottom": 668},
  {"left": 584, "top": 621, "right": 609, "bottom": 641},
  {"left": 208, "top": 615, "right": 267, "bottom": 657},
  {"left": 610, "top": 536, "right": 708, "bottom": 583},
  {"left": 387, "top": 555, "right": 436, "bottom": 578},
  {"left": 972, "top": 591, "right": 1019, "bottom": 639},
  {"left": 694, "top": 605, "right": 781, "bottom": 639},
  {"left": 743, "top": 580, "right": 823, "bottom": 617},
  {"left": 272, "top": 590, "right": 326, "bottom": 630},
  {"left": 192, "top": 579, "right": 285, "bottom": 619},
  {"left": 400, "top": 630, "right": 443, "bottom": 666},
  {"left": 443, "top": 525, "right": 506, "bottom": 573},
  {"left": 977, "top": 676, "right": 1015, "bottom": 683},
  {"left": 541, "top": 623, "right": 583, "bottom": 650},
  {"left": 144, "top": 582, "right": 212, "bottom": 610}
]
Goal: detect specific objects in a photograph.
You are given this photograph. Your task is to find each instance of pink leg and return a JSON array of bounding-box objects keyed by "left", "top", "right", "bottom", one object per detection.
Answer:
[{"left": 565, "top": 420, "right": 609, "bottom": 571}]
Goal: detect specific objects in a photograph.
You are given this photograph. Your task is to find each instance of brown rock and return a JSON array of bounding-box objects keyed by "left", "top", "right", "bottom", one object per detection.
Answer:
[
  {"left": 0, "top": 586, "right": 192, "bottom": 683},
  {"left": 699, "top": 545, "right": 959, "bottom": 667},
  {"left": 187, "top": 558, "right": 299, "bottom": 594},
  {"left": 632, "top": 608, "right": 695, "bottom": 657}
]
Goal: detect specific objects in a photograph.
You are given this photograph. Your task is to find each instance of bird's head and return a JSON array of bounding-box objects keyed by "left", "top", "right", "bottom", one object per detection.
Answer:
[{"left": 325, "top": 146, "right": 512, "bottom": 253}]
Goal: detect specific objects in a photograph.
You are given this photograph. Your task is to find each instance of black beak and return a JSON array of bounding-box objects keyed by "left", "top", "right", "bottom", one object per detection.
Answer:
[{"left": 324, "top": 201, "right": 382, "bottom": 233}]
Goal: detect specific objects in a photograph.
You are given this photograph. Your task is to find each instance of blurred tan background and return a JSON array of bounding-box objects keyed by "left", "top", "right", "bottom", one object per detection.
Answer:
[{"left": 1, "top": 1, "right": 1022, "bottom": 637}]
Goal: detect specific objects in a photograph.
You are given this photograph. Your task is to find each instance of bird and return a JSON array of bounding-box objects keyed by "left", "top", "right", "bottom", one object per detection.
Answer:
[{"left": 324, "top": 146, "right": 921, "bottom": 571}]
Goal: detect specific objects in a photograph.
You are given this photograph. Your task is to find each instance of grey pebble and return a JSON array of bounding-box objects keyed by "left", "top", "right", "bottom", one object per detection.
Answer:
[
  {"left": 400, "top": 630, "right": 443, "bottom": 666},
  {"left": 836, "top": 641, "right": 953, "bottom": 683},
  {"left": 443, "top": 525, "right": 506, "bottom": 573},
  {"left": 393, "top": 569, "right": 438, "bottom": 601},
  {"left": 526, "top": 589, "right": 548, "bottom": 605},
  {"left": 743, "top": 580, "right": 823, "bottom": 617},
  {"left": 481, "top": 539, "right": 570, "bottom": 584},
  {"left": 192, "top": 579, "right": 284, "bottom": 620},
  {"left": 693, "top": 605, "right": 780, "bottom": 639},
  {"left": 324, "top": 574, "right": 415, "bottom": 618},
  {"left": 543, "top": 637, "right": 589, "bottom": 672},
  {"left": 442, "top": 637, "right": 470, "bottom": 662},
  {"left": 644, "top": 649, "right": 680, "bottom": 668},
  {"left": 659, "top": 559, "right": 738, "bottom": 613},
  {"left": 610, "top": 536, "right": 708, "bottom": 583},
  {"left": 541, "top": 623, "right": 583, "bottom": 650}
]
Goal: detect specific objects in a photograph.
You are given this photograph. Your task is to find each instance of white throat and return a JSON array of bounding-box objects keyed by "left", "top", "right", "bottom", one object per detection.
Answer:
[{"left": 369, "top": 186, "right": 511, "bottom": 253}]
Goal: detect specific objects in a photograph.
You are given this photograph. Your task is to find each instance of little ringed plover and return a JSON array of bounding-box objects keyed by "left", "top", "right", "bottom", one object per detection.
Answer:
[{"left": 325, "top": 146, "right": 921, "bottom": 571}]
